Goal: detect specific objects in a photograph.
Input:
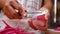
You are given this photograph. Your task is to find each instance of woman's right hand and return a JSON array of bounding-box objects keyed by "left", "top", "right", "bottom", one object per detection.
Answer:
[{"left": 0, "top": 0, "right": 26, "bottom": 19}]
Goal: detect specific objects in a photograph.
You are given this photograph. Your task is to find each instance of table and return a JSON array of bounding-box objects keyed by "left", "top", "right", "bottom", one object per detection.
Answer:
[{"left": 47, "top": 29, "right": 60, "bottom": 34}]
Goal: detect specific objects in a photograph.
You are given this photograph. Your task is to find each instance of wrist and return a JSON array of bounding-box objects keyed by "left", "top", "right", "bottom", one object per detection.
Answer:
[
  {"left": 43, "top": 4, "right": 52, "bottom": 11},
  {"left": 40, "top": 6, "right": 50, "bottom": 12},
  {"left": 41, "top": 6, "right": 51, "bottom": 12}
]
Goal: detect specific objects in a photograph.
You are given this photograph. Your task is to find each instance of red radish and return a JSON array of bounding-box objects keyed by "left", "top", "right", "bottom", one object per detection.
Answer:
[
  {"left": 37, "top": 14, "right": 46, "bottom": 24},
  {"left": 28, "top": 14, "right": 47, "bottom": 31}
]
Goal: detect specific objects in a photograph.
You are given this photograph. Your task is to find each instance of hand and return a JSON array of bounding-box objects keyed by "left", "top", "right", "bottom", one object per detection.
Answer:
[
  {"left": 3, "top": 0, "right": 26, "bottom": 19},
  {"left": 28, "top": 7, "right": 49, "bottom": 31},
  {"left": 40, "top": 7, "right": 50, "bottom": 21}
]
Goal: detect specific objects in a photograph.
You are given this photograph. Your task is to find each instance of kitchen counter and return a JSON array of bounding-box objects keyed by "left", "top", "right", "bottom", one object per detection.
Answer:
[{"left": 47, "top": 29, "right": 60, "bottom": 34}]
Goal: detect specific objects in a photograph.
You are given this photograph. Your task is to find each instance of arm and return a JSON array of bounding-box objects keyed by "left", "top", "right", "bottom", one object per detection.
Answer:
[
  {"left": 40, "top": 0, "right": 53, "bottom": 19},
  {"left": 41, "top": 0, "right": 53, "bottom": 11},
  {"left": 44, "top": 0, "right": 53, "bottom": 10},
  {"left": 39, "top": 0, "right": 53, "bottom": 31}
]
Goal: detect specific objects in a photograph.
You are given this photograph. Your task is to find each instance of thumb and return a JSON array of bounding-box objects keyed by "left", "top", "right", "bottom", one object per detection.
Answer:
[{"left": 45, "top": 12, "right": 50, "bottom": 21}]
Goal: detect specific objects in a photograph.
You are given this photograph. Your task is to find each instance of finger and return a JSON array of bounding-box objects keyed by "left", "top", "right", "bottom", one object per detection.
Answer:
[
  {"left": 45, "top": 12, "right": 50, "bottom": 20},
  {"left": 15, "top": 0, "right": 27, "bottom": 17},
  {"left": 4, "top": 5, "right": 22, "bottom": 19},
  {"left": 10, "top": 1, "right": 26, "bottom": 17},
  {"left": 3, "top": 5, "right": 14, "bottom": 19},
  {"left": 28, "top": 20, "right": 37, "bottom": 30},
  {"left": 36, "top": 26, "right": 46, "bottom": 31},
  {"left": 10, "top": 0, "right": 22, "bottom": 10},
  {"left": 20, "top": 10, "right": 27, "bottom": 16}
]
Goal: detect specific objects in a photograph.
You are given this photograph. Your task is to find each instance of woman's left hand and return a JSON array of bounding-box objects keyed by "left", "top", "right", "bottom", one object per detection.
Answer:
[
  {"left": 40, "top": 7, "right": 50, "bottom": 21},
  {"left": 28, "top": 7, "right": 50, "bottom": 31}
]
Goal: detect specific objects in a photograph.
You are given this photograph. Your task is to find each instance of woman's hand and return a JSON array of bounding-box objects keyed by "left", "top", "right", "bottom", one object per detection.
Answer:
[
  {"left": 1, "top": 0, "right": 26, "bottom": 19},
  {"left": 40, "top": 7, "right": 50, "bottom": 21},
  {"left": 28, "top": 7, "right": 49, "bottom": 31}
]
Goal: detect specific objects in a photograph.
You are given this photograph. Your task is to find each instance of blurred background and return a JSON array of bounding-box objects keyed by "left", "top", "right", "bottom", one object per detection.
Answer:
[
  {"left": 48, "top": 0, "right": 60, "bottom": 29},
  {"left": 56, "top": 0, "right": 60, "bottom": 27}
]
